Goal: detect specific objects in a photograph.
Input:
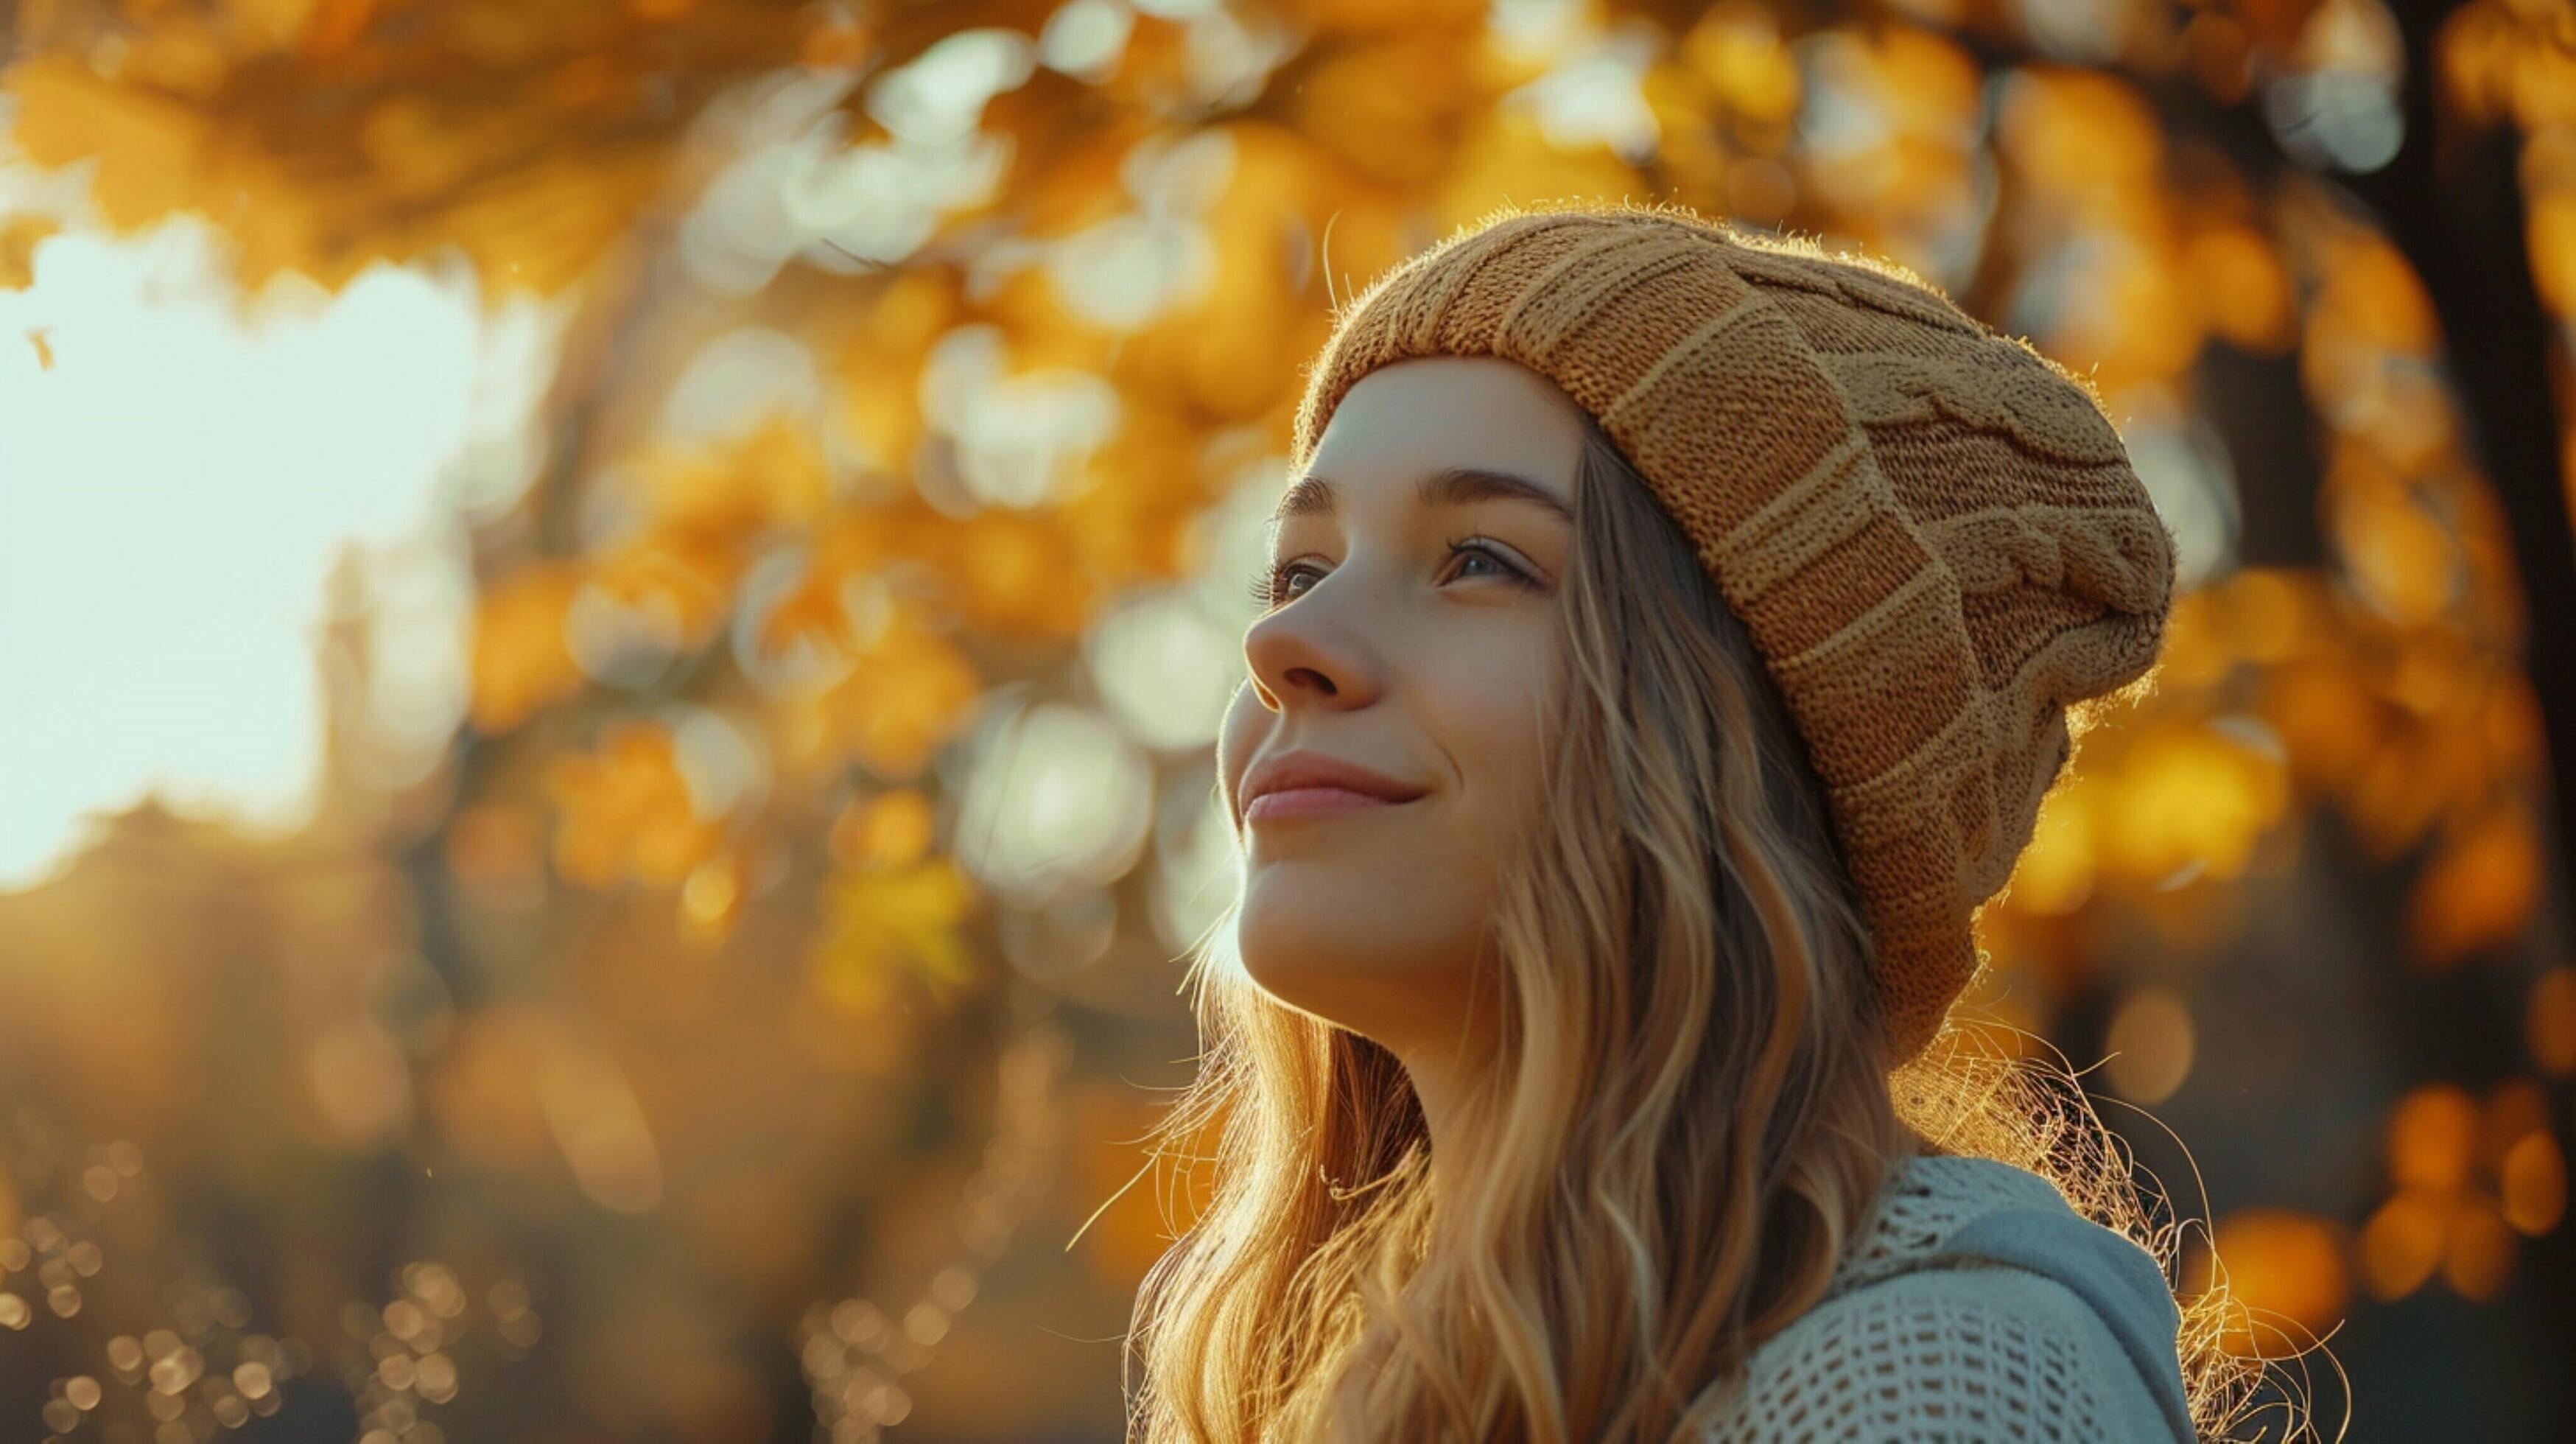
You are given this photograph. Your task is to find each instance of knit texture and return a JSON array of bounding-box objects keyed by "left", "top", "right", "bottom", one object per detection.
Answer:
[
  {"left": 1703, "top": 1153, "right": 2194, "bottom": 1443},
  {"left": 1288, "top": 199, "right": 2177, "bottom": 1061}
]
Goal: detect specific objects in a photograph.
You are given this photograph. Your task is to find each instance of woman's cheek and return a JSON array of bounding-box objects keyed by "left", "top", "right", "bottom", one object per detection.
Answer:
[
  {"left": 1216, "top": 677, "right": 1265, "bottom": 818},
  {"left": 1426, "top": 620, "right": 1555, "bottom": 752},
  {"left": 1448, "top": 626, "right": 1562, "bottom": 838}
]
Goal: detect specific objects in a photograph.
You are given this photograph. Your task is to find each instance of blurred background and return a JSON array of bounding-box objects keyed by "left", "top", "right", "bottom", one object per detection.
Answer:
[{"left": 0, "top": 0, "right": 2571, "bottom": 1439}]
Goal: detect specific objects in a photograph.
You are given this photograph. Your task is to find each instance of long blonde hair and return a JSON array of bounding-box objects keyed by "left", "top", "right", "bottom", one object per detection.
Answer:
[{"left": 1120, "top": 416, "right": 2274, "bottom": 1442}]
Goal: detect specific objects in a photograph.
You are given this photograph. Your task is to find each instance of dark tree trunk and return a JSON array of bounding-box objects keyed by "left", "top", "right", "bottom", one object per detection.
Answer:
[{"left": 2352, "top": 0, "right": 2576, "bottom": 861}]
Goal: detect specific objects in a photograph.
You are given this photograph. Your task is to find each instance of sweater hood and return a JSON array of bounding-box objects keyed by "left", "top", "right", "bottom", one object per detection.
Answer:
[
  {"left": 1825, "top": 1152, "right": 2103, "bottom": 1295},
  {"left": 1826, "top": 1152, "right": 2200, "bottom": 1441}
]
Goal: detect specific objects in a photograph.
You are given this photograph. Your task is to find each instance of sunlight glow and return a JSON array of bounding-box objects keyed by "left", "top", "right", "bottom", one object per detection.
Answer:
[{"left": 0, "top": 215, "right": 553, "bottom": 891}]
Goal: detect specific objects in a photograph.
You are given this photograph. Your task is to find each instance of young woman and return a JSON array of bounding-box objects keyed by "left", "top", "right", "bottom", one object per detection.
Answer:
[{"left": 1122, "top": 200, "right": 2271, "bottom": 1442}]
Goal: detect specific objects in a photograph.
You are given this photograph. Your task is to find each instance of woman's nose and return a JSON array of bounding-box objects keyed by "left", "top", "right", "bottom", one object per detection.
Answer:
[{"left": 1241, "top": 572, "right": 1383, "bottom": 712}]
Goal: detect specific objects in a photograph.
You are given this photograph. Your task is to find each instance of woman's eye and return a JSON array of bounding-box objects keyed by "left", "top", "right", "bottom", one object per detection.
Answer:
[
  {"left": 1245, "top": 539, "right": 1535, "bottom": 613},
  {"left": 1246, "top": 561, "right": 1319, "bottom": 611},
  {"left": 1439, "top": 536, "right": 1537, "bottom": 588}
]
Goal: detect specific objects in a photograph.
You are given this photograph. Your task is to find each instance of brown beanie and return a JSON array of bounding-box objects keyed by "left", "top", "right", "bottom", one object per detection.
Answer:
[{"left": 1288, "top": 199, "right": 2177, "bottom": 1064}]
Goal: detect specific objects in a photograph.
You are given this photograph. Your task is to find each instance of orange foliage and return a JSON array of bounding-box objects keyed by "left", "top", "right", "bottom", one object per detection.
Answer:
[
  {"left": 469, "top": 562, "right": 586, "bottom": 734},
  {"left": 810, "top": 858, "right": 978, "bottom": 1015},
  {"left": 2404, "top": 795, "right": 2544, "bottom": 970},
  {"left": 2208, "top": 1209, "right": 2349, "bottom": 1356},
  {"left": 0, "top": 216, "right": 57, "bottom": 288},
  {"left": 2365, "top": 1077, "right": 2563, "bottom": 1305},
  {"left": 544, "top": 721, "right": 724, "bottom": 888},
  {"left": 2388, "top": 1083, "right": 2481, "bottom": 1193},
  {"left": 2359, "top": 1187, "right": 2449, "bottom": 1300},
  {"left": 4, "top": 0, "right": 823, "bottom": 290},
  {"left": 830, "top": 789, "right": 937, "bottom": 872},
  {"left": 2529, "top": 967, "right": 2576, "bottom": 1076}
]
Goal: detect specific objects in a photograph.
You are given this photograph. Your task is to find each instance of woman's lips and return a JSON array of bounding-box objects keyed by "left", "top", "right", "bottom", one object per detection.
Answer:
[{"left": 1243, "top": 786, "right": 1413, "bottom": 823}]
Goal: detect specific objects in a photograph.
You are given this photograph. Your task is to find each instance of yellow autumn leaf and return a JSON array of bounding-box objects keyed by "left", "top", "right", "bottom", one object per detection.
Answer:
[
  {"left": 447, "top": 150, "right": 664, "bottom": 296},
  {"left": 829, "top": 790, "right": 936, "bottom": 872},
  {"left": 950, "top": 509, "right": 1092, "bottom": 638},
  {"left": 810, "top": 858, "right": 978, "bottom": 1015},
  {"left": 2315, "top": 237, "right": 2443, "bottom": 356},
  {"left": 679, "top": 852, "right": 744, "bottom": 939},
  {"left": 2101, "top": 721, "right": 2291, "bottom": 885},
  {"left": 1999, "top": 778, "right": 2095, "bottom": 916},
  {"left": 544, "top": 721, "right": 723, "bottom": 889},
  {"left": 790, "top": 608, "right": 984, "bottom": 781},
  {"left": 2344, "top": 723, "right": 2471, "bottom": 865},
  {"left": 225, "top": 0, "right": 326, "bottom": 51},
  {"left": 2331, "top": 474, "right": 2461, "bottom": 628},
  {"left": 2261, "top": 654, "right": 2385, "bottom": 796},
  {"left": 1291, "top": 34, "right": 1469, "bottom": 186},
  {"left": 470, "top": 563, "right": 587, "bottom": 733},
  {"left": 0, "top": 217, "right": 57, "bottom": 290},
  {"left": 2205, "top": 1210, "right": 2350, "bottom": 1356},
  {"left": 637, "top": 416, "right": 832, "bottom": 536},
  {"left": 2387, "top": 1082, "right": 2480, "bottom": 1193},
  {"left": 2406, "top": 796, "right": 2543, "bottom": 970},
  {"left": 298, "top": 0, "right": 379, "bottom": 60},
  {"left": 2501, "top": 1131, "right": 2567, "bottom": 1237},
  {"left": 2443, "top": 1192, "right": 2517, "bottom": 1301},
  {"left": 1433, "top": 107, "right": 1644, "bottom": 238},
  {"left": 589, "top": 526, "right": 744, "bottom": 652},
  {"left": 2530, "top": 968, "right": 2576, "bottom": 1077},
  {"left": 4, "top": 1, "right": 821, "bottom": 291},
  {"left": 1680, "top": 9, "right": 1801, "bottom": 125},
  {"left": 2359, "top": 1188, "right": 2448, "bottom": 1300},
  {"left": 4, "top": 57, "right": 213, "bottom": 229},
  {"left": 2188, "top": 224, "right": 2298, "bottom": 354},
  {"left": 753, "top": 564, "right": 863, "bottom": 665}
]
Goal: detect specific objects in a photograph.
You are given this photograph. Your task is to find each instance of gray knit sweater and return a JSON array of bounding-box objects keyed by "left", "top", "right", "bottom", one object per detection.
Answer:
[{"left": 1705, "top": 1153, "right": 2197, "bottom": 1443}]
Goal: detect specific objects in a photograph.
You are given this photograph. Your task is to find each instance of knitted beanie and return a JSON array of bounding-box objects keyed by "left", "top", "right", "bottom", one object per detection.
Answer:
[{"left": 1288, "top": 199, "right": 2177, "bottom": 1064}]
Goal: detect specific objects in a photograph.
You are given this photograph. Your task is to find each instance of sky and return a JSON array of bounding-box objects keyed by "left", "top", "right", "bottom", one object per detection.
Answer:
[{"left": 0, "top": 211, "right": 557, "bottom": 892}]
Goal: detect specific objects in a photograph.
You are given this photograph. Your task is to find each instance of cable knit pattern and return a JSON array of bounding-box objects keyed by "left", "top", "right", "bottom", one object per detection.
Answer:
[
  {"left": 1701, "top": 1154, "right": 2193, "bottom": 1443},
  {"left": 1289, "top": 199, "right": 2180, "bottom": 1061}
]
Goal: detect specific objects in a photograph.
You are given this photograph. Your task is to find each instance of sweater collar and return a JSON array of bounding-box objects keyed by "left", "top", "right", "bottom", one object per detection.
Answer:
[{"left": 1824, "top": 1152, "right": 2091, "bottom": 1300}]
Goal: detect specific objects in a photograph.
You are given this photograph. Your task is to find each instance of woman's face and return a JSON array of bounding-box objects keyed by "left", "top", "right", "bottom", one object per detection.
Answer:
[{"left": 1218, "top": 356, "right": 1585, "bottom": 1059}]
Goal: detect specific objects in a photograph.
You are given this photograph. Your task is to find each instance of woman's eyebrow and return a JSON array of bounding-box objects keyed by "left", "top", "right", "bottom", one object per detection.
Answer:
[{"left": 1269, "top": 466, "right": 1575, "bottom": 525}]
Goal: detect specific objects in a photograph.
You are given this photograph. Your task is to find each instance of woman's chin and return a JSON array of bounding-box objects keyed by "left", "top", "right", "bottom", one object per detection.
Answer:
[
  {"left": 1238, "top": 872, "right": 1374, "bottom": 957},
  {"left": 1237, "top": 914, "right": 1468, "bottom": 1027}
]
